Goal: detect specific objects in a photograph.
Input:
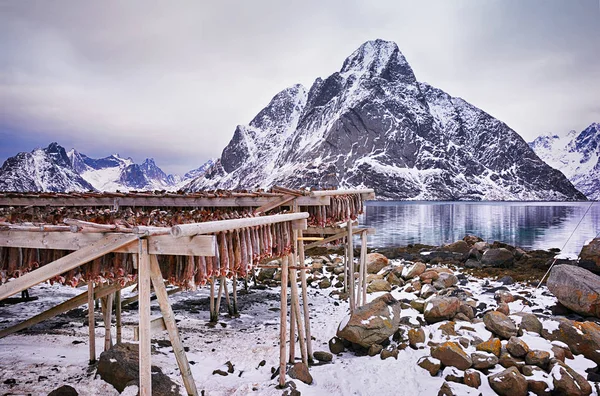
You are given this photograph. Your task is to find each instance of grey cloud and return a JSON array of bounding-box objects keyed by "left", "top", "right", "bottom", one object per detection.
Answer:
[{"left": 0, "top": 0, "right": 598, "bottom": 175}]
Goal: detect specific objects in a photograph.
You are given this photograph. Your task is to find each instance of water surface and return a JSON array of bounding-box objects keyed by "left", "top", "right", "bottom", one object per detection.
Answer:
[{"left": 360, "top": 201, "right": 600, "bottom": 256}]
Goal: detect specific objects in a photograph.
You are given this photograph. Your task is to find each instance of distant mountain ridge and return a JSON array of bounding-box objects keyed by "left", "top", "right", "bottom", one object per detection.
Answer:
[
  {"left": 186, "top": 39, "right": 585, "bottom": 201},
  {"left": 529, "top": 122, "right": 600, "bottom": 200},
  {"left": 0, "top": 143, "right": 212, "bottom": 193}
]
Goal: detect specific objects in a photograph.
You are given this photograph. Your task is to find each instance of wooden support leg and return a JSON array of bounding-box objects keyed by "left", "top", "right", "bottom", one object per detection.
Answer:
[
  {"left": 347, "top": 221, "right": 355, "bottom": 313},
  {"left": 209, "top": 275, "right": 216, "bottom": 322},
  {"left": 149, "top": 255, "right": 199, "bottom": 396},
  {"left": 214, "top": 276, "right": 224, "bottom": 322},
  {"left": 101, "top": 293, "right": 114, "bottom": 351},
  {"left": 88, "top": 280, "right": 96, "bottom": 364},
  {"left": 290, "top": 266, "right": 308, "bottom": 366},
  {"left": 115, "top": 289, "right": 122, "bottom": 344},
  {"left": 343, "top": 238, "right": 348, "bottom": 295},
  {"left": 138, "top": 239, "right": 152, "bottom": 396},
  {"left": 297, "top": 230, "right": 313, "bottom": 362},
  {"left": 232, "top": 275, "right": 239, "bottom": 315},
  {"left": 279, "top": 255, "right": 289, "bottom": 388},
  {"left": 361, "top": 230, "right": 368, "bottom": 306},
  {"left": 289, "top": 266, "right": 296, "bottom": 364},
  {"left": 223, "top": 277, "right": 233, "bottom": 316}
]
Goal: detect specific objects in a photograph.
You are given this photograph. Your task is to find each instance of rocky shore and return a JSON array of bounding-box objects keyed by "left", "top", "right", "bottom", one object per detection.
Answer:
[{"left": 260, "top": 235, "right": 600, "bottom": 395}]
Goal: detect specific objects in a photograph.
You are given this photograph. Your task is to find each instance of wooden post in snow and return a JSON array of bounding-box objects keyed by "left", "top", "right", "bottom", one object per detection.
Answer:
[
  {"left": 297, "top": 228, "right": 313, "bottom": 362},
  {"left": 88, "top": 280, "right": 96, "bottom": 364},
  {"left": 115, "top": 289, "right": 122, "bottom": 344},
  {"left": 289, "top": 262, "right": 296, "bottom": 364},
  {"left": 279, "top": 255, "right": 289, "bottom": 388},
  {"left": 209, "top": 275, "right": 216, "bottom": 322},
  {"left": 138, "top": 239, "right": 152, "bottom": 396},
  {"left": 289, "top": 261, "right": 308, "bottom": 366},
  {"left": 101, "top": 293, "right": 114, "bottom": 351},
  {"left": 232, "top": 274, "right": 238, "bottom": 315},
  {"left": 361, "top": 230, "right": 368, "bottom": 306},
  {"left": 149, "top": 255, "right": 199, "bottom": 396},
  {"left": 347, "top": 221, "right": 355, "bottom": 313}
]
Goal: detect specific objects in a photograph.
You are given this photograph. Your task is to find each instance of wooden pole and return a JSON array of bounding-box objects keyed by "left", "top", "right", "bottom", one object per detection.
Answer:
[
  {"left": 289, "top": 266, "right": 296, "bottom": 364},
  {"left": 361, "top": 230, "right": 368, "bottom": 306},
  {"left": 223, "top": 277, "right": 233, "bottom": 316},
  {"left": 88, "top": 280, "right": 96, "bottom": 364},
  {"left": 289, "top": 265, "right": 308, "bottom": 366},
  {"left": 297, "top": 229, "right": 313, "bottom": 362},
  {"left": 214, "top": 277, "right": 224, "bottom": 322},
  {"left": 101, "top": 293, "right": 114, "bottom": 351},
  {"left": 232, "top": 275, "right": 238, "bottom": 315},
  {"left": 115, "top": 289, "right": 122, "bottom": 344},
  {"left": 279, "top": 255, "right": 289, "bottom": 388},
  {"left": 209, "top": 275, "right": 216, "bottom": 322},
  {"left": 343, "top": 237, "right": 348, "bottom": 295},
  {"left": 149, "top": 255, "right": 199, "bottom": 396},
  {"left": 347, "top": 221, "right": 355, "bottom": 313},
  {"left": 138, "top": 239, "right": 152, "bottom": 396}
]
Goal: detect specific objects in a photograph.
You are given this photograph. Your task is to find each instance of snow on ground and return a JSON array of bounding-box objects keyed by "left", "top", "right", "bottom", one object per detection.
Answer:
[{"left": 0, "top": 259, "right": 598, "bottom": 395}]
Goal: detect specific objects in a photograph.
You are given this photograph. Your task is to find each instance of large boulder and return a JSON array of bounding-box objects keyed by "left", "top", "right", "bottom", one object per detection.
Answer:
[
  {"left": 488, "top": 366, "right": 528, "bottom": 396},
  {"left": 550, "top": 361, "right": 593, "bottom": 396},
  {"left": 367, "top": 279, "right": 392, "bottom": 293},
  {"left": 401, "top": 262, "right": 426, "bottom": 280},
  {"left": 543, "top": 318, "right": 600, "bottom": 365},
  {"left": 483, "top": 311, "right": 518, "bottom": 339},
  {"left": 547, "top": 265, "right": 600, "bottom": 318},
  {"left": 366, "top": 253, "right": 389, "bottom": 274},
  {"left": 578, "top": 237, "right": 600, "bottom": 274},
  {"left": 433, "top": 273, "right": 458, "bottom": 290},
  {"left": 423, "top": 297, "right": 460, "bottom": 324},
  {"left": 431, "top": 342, "right": 472, "bottom": 370},
  {"left": 481, "top": 248, "right": 514, "bottom": 268},
  {"left": 96, "top": 343, "right": 180, "bottom": 395},
  {"left": 441, "top": 240, "right": 470, "bottom": 254},
  {"left": 506, "top": 336, "right": 529, "bottom": 358},
  {"left": 337, "top": 293, "right": 401, "bottom": 348}
]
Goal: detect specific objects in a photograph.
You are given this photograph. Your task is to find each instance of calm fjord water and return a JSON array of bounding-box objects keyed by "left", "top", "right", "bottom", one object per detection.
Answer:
[{"left": 360, "top": 201, "right": 600, "bottom": 257}]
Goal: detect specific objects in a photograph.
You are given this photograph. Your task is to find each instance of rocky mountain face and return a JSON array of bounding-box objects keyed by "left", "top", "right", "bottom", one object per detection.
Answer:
[
  {"left": 186, "top": 39, "right": 585, "bottom": 201},
  {"left": 0, "top": 143, "right": 183, "bottom": 192},
  {"left": 529, "top": 123, "right": 600, "bottom": 200},
  {"left": 0, "top": 143, "right": 94, "bottom": 192}
]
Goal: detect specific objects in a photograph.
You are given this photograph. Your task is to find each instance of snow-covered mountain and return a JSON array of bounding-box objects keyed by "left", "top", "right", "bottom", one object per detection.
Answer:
[
  {"left": 67, "top": 149, "right": 179, "bottom": 191},
  {"left": 183, "top": 159, "right": 216, "bottom": 180},
  {"left": 186, "top": 39, "right": 584, "bottom": 201},
  {"left": 0, "top": 143, "right": 187, "bottom": 192},
  {"left": 0, "top": 143, "right": 94, "bottom": 192},
  {"left": 529, "top": 122, "right": 600, "bottom": 200}
]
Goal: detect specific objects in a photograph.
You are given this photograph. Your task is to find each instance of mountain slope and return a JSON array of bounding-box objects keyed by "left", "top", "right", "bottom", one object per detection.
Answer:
[
  {"left": 187, "top": 39, "right": 584, "bottom": 201},
  {"left": 0, "top": 143, "right": 95, "bottom": 192},
  {"left": 529, "top": 122, "right": 600, "bottom": 200}
]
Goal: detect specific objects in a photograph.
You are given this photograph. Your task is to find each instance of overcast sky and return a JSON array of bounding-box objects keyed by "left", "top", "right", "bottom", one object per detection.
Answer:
[{"left": 1, "top": 1, "right": 599, "bottom": 175}]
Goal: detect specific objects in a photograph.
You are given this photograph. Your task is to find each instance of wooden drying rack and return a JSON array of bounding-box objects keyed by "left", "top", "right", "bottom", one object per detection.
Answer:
[{"left": 0, "top": 188, "right": 376, "bottom": 394}]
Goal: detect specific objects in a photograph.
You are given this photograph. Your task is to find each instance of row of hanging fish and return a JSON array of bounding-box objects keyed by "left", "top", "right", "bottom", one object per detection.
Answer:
[
  {"left": 0, "top": 206, "right": 264, "bottom": 228},
  {"left": 304, "top": 194, "right": 364, "bottom": 227},
  {"left": 0, "top": 221, "right": 296, "bottom": 289}
]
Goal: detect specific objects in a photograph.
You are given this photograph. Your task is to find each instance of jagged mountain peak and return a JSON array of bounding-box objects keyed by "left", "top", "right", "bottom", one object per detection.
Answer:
[
  {"left": 340, "top": 39, "right": 416, "bottom": 84},
  {"left": 530, "top": 122, "right": 600, "bottom": 200},
  {"left": 187, "top": 39, "right": 584, "bottom": 201}
]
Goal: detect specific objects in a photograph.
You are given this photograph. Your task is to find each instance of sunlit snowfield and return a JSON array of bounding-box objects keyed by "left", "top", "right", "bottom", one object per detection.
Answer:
[{"left": 361, "top": 201, "right": 600, "bottom": 256}]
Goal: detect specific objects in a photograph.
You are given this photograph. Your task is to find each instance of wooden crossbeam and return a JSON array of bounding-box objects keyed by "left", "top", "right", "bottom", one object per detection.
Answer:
[
  {"left": 0, "top": 234, "right": 138, "bottom": 301},
  {"left": 255, "top": 195, "right": 296, "bottom": 214},
  {"left": 133, "top": 316, "right": 167, "bottom": 341},
  {"left": 0, "top": 231, "right": 216, "bottom": 256},
  {"left": 303, "top": 227, "right": 376, "bottom": 250},
  {"left": 171, "top": 212, "right": 309, "bottom": 238},
  {"left": 0, "top": 282, "right": 124, "bottom": 339},
  {"left": 309, "top": 189, "right": 374, "bottom": 197},
  {"left": 0, "top": 195, "right": 329, "bottom": 207}
]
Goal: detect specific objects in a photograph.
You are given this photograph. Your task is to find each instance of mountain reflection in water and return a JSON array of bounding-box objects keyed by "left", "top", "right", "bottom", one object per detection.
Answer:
[{"left": 360, "top": 201, "right": 600, "bottom": 257}]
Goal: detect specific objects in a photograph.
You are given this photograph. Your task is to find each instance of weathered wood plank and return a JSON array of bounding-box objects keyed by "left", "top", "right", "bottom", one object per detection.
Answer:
[
  {"left": 0, "top": 234, "right": 138, "bottom": 301},
  {"left": 0, "top": 231, "right": 216, "bottom": 256},
  {"left": 171, "top": 213, "right": 309, "bottom": 238},
  {"left": 309, "top": 189, "right": 374, "bottom": 197},
  {"left": 138, "top": 239, "right": 152, "bottom": 396},
  {"left": 149, "top": 255, "right": 198, "bottom": 396},
  {"left": 132, "top": 316, "right": 167, "bottom": 341},
  {"left": 0, "top": 195, "right": 329, "bottom": 207}
]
